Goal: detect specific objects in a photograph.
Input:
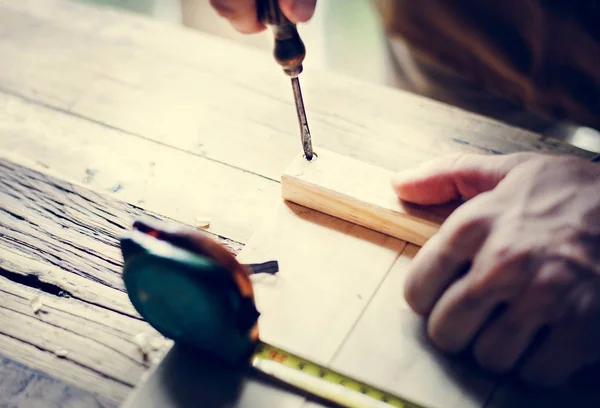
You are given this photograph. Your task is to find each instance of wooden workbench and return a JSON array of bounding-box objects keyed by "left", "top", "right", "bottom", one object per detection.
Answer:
[{"left": 0, "top": 0, "right": 595, "bottom": 406}]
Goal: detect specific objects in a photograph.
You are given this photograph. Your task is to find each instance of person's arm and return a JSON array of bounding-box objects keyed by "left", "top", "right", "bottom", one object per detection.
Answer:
[
  {"left": 209, "top": 0, "right": 316, "bottom": 33},
  {"left": 392, "top": 152, "right": 600, "bottom": 387}
]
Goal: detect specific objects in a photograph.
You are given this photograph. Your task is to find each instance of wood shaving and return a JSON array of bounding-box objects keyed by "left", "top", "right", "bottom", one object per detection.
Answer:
[
  {"left": 30, "top": 296, "right": 43, "bottom": 314},
  {"left": 134, "top": 332, "right": 151, "bottom": 358},
  {"left": 135, "top": 332, "right": 172, "bottom": 364},
  {"left": 195, "top": 217, "right": 211, "bottom": 229}
]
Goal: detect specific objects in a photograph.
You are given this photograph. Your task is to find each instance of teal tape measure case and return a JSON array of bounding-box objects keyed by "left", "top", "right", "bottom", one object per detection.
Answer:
[{"left": 120, "top": 225, "right": 259, "bottom": 365}]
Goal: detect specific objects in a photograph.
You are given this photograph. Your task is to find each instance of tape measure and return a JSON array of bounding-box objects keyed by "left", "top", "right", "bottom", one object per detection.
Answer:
[
  {"left": 252, "top": 342, "right": 423, "bottom": 408},
  {"left": 120, "top": 218, "right": 426, "bottom": 408}
]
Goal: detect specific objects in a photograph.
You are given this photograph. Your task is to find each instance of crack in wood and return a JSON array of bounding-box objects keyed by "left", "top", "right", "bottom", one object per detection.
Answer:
[
  {"left": 0, "top": 287, "right": 146, "bottom": 368},
  {"left": 0, "top": 266, "right": 72, "bottom": 298},
  {"left": 0, "top": 156, "right": 244, "bottom": 403},
  {"left": 0, "top": 331, "right": 136, "bottom": 389}
]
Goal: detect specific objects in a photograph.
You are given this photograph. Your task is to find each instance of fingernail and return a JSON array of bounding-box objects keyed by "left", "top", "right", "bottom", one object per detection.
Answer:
[{"left": 292, "top": 0, "right": 316, "bottom": 22}]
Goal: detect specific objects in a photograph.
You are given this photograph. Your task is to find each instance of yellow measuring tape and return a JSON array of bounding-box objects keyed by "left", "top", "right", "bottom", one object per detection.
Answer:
[{"left": 251, "top": 342, "right": 426, "bottom": 408}]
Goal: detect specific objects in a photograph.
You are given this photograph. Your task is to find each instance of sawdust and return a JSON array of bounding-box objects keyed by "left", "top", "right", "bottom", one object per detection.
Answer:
[
  {"left": 195, "top": 217, "right": 211, "bottom": 229},
  {"left": 134, "top": 332, "right": 172, "bottom": 364},
  {"left": 29, "top": 296, "right": 43, "bottom": 314},
  {"left": 134, "top": 332, "right": 152, "bottom": 358}
]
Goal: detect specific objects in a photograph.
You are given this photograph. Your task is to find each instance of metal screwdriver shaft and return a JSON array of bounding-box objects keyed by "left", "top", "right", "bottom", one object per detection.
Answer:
[
  {"left": 257, "top": 0, "right": 315, "bottom": 161},
  {"left": 291, "top": 77, "right": 314, "bottom": 160}
]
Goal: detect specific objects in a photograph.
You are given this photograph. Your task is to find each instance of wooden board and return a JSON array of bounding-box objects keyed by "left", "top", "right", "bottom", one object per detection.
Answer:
[
  {"left": 282, "top": 149, "right": 454, "bottom": 246},
  {"left": 0, "top": 157, "right": 241, "bottom": 405},
  {"left": 124, "top": 199, "right": 495, "bottom": 408}
]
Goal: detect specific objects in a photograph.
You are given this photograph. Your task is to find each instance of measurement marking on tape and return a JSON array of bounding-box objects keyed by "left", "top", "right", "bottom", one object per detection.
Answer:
[{"left": 251, "top": 342, "right": 425, "bottom": 408}]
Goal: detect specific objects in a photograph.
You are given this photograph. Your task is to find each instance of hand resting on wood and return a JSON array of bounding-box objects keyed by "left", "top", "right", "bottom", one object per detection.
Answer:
[{"left": 392, "top": 152, "right": 600, "bottom": 387}]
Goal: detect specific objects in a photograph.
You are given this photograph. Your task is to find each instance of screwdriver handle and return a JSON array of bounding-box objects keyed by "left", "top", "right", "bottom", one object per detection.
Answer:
[{"left": 257, "top": 0, "right": 306, "bottom": 77}]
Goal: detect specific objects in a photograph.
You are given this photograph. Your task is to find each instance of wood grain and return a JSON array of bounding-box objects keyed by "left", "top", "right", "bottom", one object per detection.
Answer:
[
  {"left": 0, "top": 157, "right": 242, "bottom": 404},
  {"left": 282, "top": 149, "right": 455, "bottom": 246},
  {"left": 237, "top": 200, "right": 406, "bottom": 365},
  {"left": 0, "top": 0, "right": 593, "bottom": 237},
  {"left": 125, "top": 199, "right": 494, "bottom": 408},
  {"left": 0, "top": 353, "right": 117, "bottom": 408},
  {"left": 0, "top": 92, "right": 279, "bottom": 244}
]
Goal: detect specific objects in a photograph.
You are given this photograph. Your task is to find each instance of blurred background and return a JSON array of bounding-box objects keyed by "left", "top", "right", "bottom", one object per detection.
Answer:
[
  {"left": 76, "top": 0, "right": 600, "bottom": 154},
  {"left": 77, "top": 0, "right": 393, "bottom": 85}
]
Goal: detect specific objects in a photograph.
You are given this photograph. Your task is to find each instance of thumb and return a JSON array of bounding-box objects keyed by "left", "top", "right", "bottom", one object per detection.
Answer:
[
  {"left": 279, "top": 0, "right": 317, "bottom": 23},
  {"left": 391, "top": 152, "right": 536, "bottom": 205}
]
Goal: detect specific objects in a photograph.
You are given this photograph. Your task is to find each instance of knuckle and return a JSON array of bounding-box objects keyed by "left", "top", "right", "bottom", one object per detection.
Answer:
[
  {"left": 533, "top": 268, "right": 575, "bottom": 300},
  {"left": 427, "top": 322, "right": 460, "bottom": 353},
  {"left": 403, "top": 275, "right": 426, "bottom": 315},
  {"left": 442, "top": 210, "right": 492, "bottom": 249},
  {"left": 474, "top": 345, "right": 512, "bottom": 373},
  {"left": 456, "top": 286, "right": 485, "bottom": 311},
  {"left": 497, "top": 316, "right": 525, "bottom": 336}
]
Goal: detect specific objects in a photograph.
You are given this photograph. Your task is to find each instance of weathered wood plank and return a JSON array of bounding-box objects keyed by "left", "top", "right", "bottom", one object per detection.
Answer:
[
  {"left": 0, "top": 157, "right": 243, "bottom": 404},
  {"left": 0, "top": 158, "right": 243, "bottom": 291},
  {"left": 0, "top": 274, "right": 150, "bottom": 404},
  {"left": 0, "top": 0, "right": 593, "bottom": 190},
  {"left": 0, "top": 92, "right": 279, "bottom": 244},
  {"left": 0, "top": 354, "right": 117, "bottom": 408}
]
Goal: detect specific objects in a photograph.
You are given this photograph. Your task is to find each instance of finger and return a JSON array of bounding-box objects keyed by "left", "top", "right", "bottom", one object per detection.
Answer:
[
  {"left": 427, "top": 237, "right": 532, "bottom": 352},
  {"left": 404, "top": 196, "right": 492, "bottom": 315},
  {"left": 520, "top": 283, "right": 600, "bottom": 387},
  {"left": 210, "top": 0, "right": 266, "bottom": 34},
  {"left": 391, "top": 152, "right": 536, "bottom": 205},
  {"left": 279, "top": 0, "right": 317, "bottom": 22},
  {"left": 473, "top": 263, "right": 575, "bottom": 373}
]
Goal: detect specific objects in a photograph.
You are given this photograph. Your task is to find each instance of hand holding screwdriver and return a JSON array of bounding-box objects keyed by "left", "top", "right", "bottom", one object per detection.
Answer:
[
  {"left": 210, "top": 0, "right": 317, "bottom": 34},
  {"left": 211, "top": 0, "right": 317, "bottom": 160}
]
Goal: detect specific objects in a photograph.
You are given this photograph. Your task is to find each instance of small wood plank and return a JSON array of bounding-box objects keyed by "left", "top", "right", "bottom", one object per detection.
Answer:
[
  {"left": 0, "top": 157, "right": 242, "bottom": 404},
  {"left": 282, "top": 149, "right": 453, "bottom": 246}
]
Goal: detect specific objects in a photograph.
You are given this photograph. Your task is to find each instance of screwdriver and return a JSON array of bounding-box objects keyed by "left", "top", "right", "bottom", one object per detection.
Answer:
[{"left": 257, "top": 0, "right": 315, "bottom": 161}]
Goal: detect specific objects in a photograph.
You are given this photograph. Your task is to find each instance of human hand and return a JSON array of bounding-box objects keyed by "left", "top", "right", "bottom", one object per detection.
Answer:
[
  {"left": 210, "top": 0, "right": 317, "bottom": 34},
  {"left": 392, "top": 152, "right": 600, "bottom": 387}
]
